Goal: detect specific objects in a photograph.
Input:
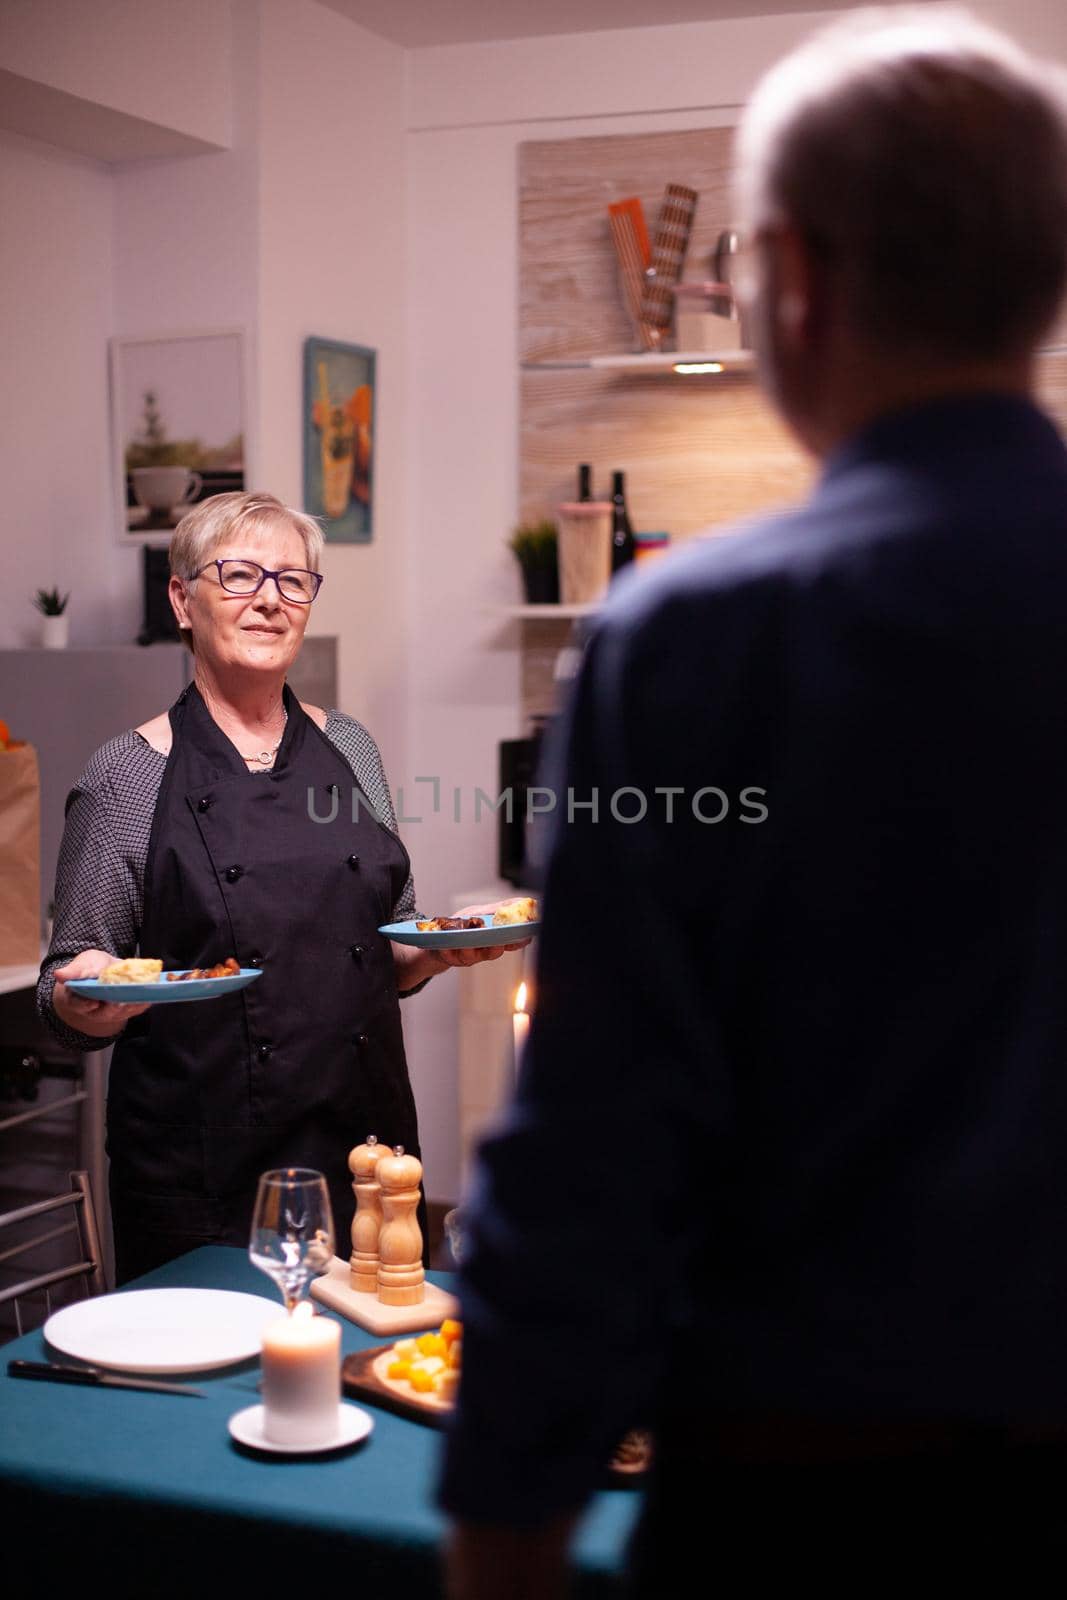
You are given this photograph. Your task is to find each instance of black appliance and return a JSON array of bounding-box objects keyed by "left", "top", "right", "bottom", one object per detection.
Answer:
[
  {"left": 138, "top": 546, "right": 180, "bottom": 645},
  {"left": 498, "top": 717, "right": 554, "bottom": 887}
]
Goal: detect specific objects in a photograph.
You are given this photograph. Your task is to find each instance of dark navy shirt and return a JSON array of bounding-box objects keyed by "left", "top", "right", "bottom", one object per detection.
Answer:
[{"left": 440, "top": 393, "right": 1067, "bottom": 1525}]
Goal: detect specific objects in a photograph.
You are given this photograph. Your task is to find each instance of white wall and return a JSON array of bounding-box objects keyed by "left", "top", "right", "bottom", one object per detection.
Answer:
[
  {"left": 0, "top": 0, "right": 252, "bottom": 654},
  {"left": 0, "top": 130, "right": 118, "bottom": 648},
  {"left": 0, "top": 0, "right": 232, "bottom": 149},
  {"left": 256, "top": 0, "right": 409, "bottom": 768},
  {"left": 112, "top": 0, "right": 260, "bottom": 420}
]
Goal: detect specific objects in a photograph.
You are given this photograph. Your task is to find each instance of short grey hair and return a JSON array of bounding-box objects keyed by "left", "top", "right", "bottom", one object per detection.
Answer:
[
  {"left": 735, "top": 6, "right": 1067, "bottom": 360},
  {"left": 169, "top": 491, "right": 325, "bottom": 651}
]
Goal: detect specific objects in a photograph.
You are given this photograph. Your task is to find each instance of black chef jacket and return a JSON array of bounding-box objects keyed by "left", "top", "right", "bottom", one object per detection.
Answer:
[{"left": 107, "top": 681, "right": 420, "bottom": 1284}]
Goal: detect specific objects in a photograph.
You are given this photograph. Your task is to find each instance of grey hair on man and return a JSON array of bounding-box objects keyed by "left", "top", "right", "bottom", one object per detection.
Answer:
[{"left": 735, "top": 6, "right": 1067, "bottom": 363}]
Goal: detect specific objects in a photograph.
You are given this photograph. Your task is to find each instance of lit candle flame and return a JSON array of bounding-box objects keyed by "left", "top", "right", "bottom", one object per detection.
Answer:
[{"left": 515, "top": 980, "right": 528, "bottom": 1015}]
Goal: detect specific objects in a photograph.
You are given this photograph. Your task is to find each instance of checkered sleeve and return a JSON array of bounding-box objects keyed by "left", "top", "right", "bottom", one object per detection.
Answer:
[
  {"left": 36, "top": 734, "right": 164, "bottom": 1054},
  {"left": 324, "top": 711, "right": 418, "bottom": 919}
]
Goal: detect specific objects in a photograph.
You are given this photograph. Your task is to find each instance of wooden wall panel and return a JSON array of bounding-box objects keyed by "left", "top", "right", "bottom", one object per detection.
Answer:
[
  {"left": 517, "top": 131, "right": 1067, "bottom": 726},
  {"left": 520, "top": 367, "right": 811, "bottom": 536},
  {"left": 519, "top": 619, "right": 570, "bottom": 726},
  {"left": 518, "top": 127, "right": 812, "bottom": 551},
  {"left": 520, "top": 127, "right": 738, "bottom": 364}
]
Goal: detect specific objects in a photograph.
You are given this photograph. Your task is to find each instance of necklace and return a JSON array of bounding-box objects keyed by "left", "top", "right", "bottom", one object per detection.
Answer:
[{"left": 242, "top": 707, "right": 288, "bottom": 768}]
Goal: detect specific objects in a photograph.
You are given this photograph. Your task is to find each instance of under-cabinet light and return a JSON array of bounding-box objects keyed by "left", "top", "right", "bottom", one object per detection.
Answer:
[{"left": 672, "top": 361, "right": 725, "bottom": 374}]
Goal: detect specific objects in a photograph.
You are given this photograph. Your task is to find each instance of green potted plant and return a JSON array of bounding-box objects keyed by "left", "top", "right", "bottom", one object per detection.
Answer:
[
  {"left": 33, "top": 587, "right": 70, "bottom": 650},
  {"left": 508, "top": 519, "right": 559, "bottom": 605}
]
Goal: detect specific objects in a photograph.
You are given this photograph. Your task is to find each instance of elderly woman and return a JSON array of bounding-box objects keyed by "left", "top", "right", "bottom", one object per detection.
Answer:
[{"left": 39, "top": 491, "right": 517, "bottom": 1283}]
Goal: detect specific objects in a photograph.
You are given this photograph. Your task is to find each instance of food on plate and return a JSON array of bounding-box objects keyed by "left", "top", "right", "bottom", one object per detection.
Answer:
[
  {"left": 384, "top": 1318, "right": 463, "bottom": 1402},
  {"left": 491, "top": 896, "right": 539, "bottom": 926},
  {"left": 409, "top": 900, "right": 538, "bottom": 934},
  {"left": 166, "top": 957, "right": 241, "bottom": 982},
  {"left": 96, "top": 956, "right": 242, "bottom": 985},
  {"left": 97, "top": 957, "right": 163, "bottom": 984},
  {"left": 609, "top": 1429, "right": 653, "bottom": 1474},
  {"left": 414, "top": 916, "right": 486, "bottom": 933}
]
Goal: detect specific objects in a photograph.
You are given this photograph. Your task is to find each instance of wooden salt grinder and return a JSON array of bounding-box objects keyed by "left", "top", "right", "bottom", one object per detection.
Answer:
[
  {"left": 376, "top": 1145, "right": 425, "bottom": 1306},
  {"left": 348, "top": 1134, "right": 386, "bottom": 1293}
]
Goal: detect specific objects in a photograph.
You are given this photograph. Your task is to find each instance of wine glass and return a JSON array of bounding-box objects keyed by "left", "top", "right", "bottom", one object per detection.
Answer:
[{"left": 249, "top": 1168, "right": 335, "bottom": 1310}]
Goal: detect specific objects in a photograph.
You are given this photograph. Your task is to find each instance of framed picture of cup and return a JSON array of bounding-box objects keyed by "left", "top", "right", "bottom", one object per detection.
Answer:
[
  {"left": 109, "top": 329, "right": 247, "bottom": 543},
  {"left": 303, "top": 337, "right": 375, "bottom": 544}
]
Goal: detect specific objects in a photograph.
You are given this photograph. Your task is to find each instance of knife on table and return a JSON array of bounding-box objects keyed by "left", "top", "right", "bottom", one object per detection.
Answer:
[{"left": 8, "top": 1359, "right": 205, "bottom": 1396}]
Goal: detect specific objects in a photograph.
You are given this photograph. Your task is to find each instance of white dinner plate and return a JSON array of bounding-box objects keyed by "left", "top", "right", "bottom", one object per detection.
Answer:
[
  {"left": 43, "top": 1288, "right": 279, "bottom": 1374},
  {"left": 228, "top": 1402, "right": 374, "bottom": 1455}
]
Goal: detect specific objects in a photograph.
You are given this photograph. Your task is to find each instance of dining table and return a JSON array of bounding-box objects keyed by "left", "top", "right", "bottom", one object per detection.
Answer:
[{"left": 0, "top": 1244, "right": 641, "bottom": 1595}]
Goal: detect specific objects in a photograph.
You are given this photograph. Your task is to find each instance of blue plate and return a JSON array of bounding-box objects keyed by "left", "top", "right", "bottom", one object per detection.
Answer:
[
  {"left": 379, "top": 917, "right": 539, "bottom": 950},
  {"left": 64, "top": 969, "right": 264, "bottom": 1004}
]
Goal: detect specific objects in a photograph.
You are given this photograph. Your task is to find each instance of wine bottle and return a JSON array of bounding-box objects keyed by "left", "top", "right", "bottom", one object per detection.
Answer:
[
  {"left": 610, "top": 470, "right": 635, "bottom": 572},
  {"left": 577, "top": 463, "right": 592, "bottom": 502}
]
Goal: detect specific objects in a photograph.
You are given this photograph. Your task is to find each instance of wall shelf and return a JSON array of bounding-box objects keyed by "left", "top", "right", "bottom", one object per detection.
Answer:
[
  {"left": 521, "top": 349, "right": 755, "bottom": 375},
  {"left": 521, "top": 341, "right": 1067, "bottom": 373},
  {"left": 503, "top": 603, "right": 597, "bottom": 620}
]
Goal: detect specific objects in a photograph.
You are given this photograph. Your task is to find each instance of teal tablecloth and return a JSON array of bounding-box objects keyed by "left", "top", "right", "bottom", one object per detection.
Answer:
[{"left": 0, "top": 1247, "right": 640, "bottom": 1595}]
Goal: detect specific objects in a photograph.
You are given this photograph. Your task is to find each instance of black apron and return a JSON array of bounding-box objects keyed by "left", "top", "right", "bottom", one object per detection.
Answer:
[{"left": 108, "top": 682, "right": 420, "bottom": 1284}]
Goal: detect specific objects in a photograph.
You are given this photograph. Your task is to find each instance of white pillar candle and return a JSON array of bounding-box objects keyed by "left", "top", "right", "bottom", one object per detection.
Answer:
[
  {"left": 513, "top": 981, "right": 531, "bottom": 1076},
  {"left": 261, "top": 1301, "right": 341, "bottom": 1445}
]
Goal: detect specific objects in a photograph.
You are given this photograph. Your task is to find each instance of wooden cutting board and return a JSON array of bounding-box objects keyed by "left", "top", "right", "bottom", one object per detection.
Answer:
[
  {"left": 342, "top": 1344, "right": 453, "bottom": 1427},
  {"left": 342, "top": 1345, "right": 650, "bottom": 1484},
  {"left": 311, "top": 1255, "right": 459, "bottom": 1334}
]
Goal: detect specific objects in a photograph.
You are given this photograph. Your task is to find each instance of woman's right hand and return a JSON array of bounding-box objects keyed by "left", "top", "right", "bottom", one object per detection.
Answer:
[{"left": 52, "top": 949, "right": 153, "bottom": 1038}]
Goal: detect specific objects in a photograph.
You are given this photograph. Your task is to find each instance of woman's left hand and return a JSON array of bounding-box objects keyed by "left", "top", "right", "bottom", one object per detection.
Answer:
[
  {"left": 392, "top": 936, "right": 532, "bottom": 990},
  {"left": 428, "top": 938, "right": 532, "bottom": 971}
]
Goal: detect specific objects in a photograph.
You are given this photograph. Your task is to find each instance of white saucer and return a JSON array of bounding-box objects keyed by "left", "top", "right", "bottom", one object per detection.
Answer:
[{"left": 228, "top": 1401, "right": 373, "bottom": 1455}]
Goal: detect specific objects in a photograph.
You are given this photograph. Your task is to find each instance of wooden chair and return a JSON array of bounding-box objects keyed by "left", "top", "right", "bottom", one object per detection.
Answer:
[{"left": 0, "top": 1171, "right": 106, "bottom": 1338}]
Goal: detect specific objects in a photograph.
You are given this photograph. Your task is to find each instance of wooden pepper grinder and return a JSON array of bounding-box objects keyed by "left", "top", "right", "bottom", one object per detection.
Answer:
[
  {"left": 376, "top": 1145, "right": 425, "bottom": 1305},
  {"left": 348, "top": 1134, "right": 386, "bottom": 1293}
]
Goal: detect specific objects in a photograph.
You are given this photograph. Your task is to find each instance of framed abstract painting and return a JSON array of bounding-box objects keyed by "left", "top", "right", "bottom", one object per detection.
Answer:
[{"left": 303, "top": 337, "right": 375, "bottom": 543}]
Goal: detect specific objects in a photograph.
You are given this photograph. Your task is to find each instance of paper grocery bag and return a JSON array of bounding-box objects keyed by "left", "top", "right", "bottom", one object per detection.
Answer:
[{"left": 0, "top": 743, "right": 41, "bottom": 966}]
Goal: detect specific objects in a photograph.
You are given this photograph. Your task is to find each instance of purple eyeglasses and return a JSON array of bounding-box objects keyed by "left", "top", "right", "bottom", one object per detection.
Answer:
[{"left": 191, "top": 558, "right": 324, "bottom": 605}]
